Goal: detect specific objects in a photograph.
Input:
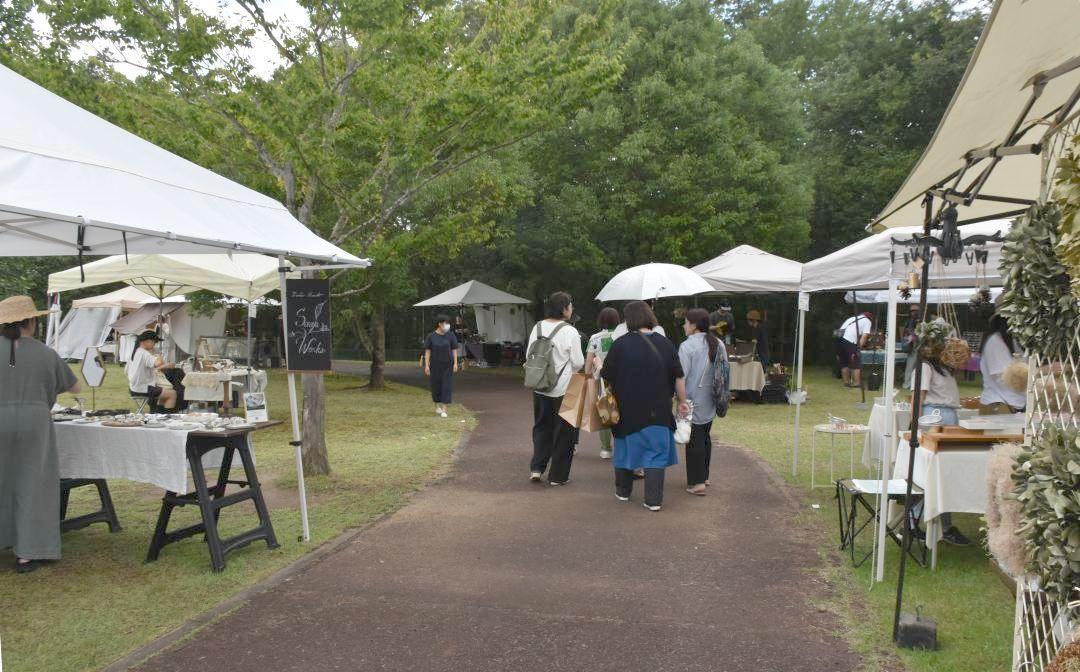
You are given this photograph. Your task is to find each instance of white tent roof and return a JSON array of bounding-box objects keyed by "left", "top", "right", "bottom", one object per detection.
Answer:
[
  {"left": 691, "top": 244, "right": 803, "bottom": 293},
  {"left": 873, "top": 0, "right": 1080, "bottom": 228},
  {"left": 71, "top": 285, "right": 171, "bottom": 310},
  {"left": 801, "top": 220, "right": 1011, "bottom": 292},
  {"left": 415, "top": 280, "right": 530, "bottom": 307},
  {"left": 845, "top": 287, "right": 1003, "bottom": 305},
  {"left": 49, "top": 254, "right": 296, "bottom": 301},
  {"left": 0, "top": 64, "right": 368, "bottom": 265}
]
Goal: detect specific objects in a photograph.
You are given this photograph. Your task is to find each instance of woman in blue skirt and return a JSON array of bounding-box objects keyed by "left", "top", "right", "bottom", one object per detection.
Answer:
[
  {"left": 601, "top": 301, "right": 689, "bottom": 511},
  {"left": 424, "top": 314, "right": 459, "bottom": 418}
]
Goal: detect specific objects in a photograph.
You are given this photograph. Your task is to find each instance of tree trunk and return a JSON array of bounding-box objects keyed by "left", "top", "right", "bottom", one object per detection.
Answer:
[
  {"left": 369, "top": 307, "right": 387, "bottom": 391},
  {"left": 301, "top": 372, "right": 331, "bottom": 475}
]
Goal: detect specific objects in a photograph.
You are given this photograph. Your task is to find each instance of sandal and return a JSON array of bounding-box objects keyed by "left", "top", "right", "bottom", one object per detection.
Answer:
[{"left": 686, "top": 485, "right": 706, "bottom": 496}]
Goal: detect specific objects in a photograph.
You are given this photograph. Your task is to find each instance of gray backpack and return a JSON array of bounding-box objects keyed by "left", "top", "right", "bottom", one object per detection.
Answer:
[{"left": 524, "top": 321, "right": 569, "bottom": 392}]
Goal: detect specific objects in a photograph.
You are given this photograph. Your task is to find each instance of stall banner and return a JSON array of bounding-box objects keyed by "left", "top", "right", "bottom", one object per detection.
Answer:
[{"left": 284, "top": 278, "right": 332, "bottom": 373}]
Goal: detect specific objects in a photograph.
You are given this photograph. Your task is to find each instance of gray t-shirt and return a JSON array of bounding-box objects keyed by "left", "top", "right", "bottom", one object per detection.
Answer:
[{"left": 678, "top": 332, "right": 717, "bottom": 425}]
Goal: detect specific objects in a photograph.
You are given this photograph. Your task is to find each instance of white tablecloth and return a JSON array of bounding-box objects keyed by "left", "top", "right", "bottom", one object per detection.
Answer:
[
  {"left": 864, "top": 403, "right": 912, "bottom": 468},
  {"left": 56, "top": 422, "right": 239, "bottom": 494},
  {"left": 729, "top": 361, "right": 766, "bottom": 392},
  {"left": 891, "top": 439, "right": 990, "bottom": 523}
]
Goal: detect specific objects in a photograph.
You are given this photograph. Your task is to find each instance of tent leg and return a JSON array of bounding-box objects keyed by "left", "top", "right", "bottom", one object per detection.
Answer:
[
  {"left": 279, "top": 255, "right": 310, "bottom": 542},
  {"left": 792, "top": 296, "right": 807, "bottom": 476},
  {"left": 872, "top": 278, "right": 900, "bottom": 584},
  {"left": 46, "top": 291, "right": 60, "bottom": 350}
]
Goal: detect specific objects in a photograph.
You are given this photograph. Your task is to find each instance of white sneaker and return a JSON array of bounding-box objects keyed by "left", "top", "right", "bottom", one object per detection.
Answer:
[
  {"left": 643, "top": 503, "right": 662, "bottom": 512},
  {"left": 615, "top": 493, "right": 629, "bottom": 502},
  {"left": 529, "top": 472, "right": 543, "bottom": 482},
  {"left": 439, "top": 411, "right": 448, "bottom": 418},
  {"left": 599, "top": 450, "right": 612, "bottom": 459}
]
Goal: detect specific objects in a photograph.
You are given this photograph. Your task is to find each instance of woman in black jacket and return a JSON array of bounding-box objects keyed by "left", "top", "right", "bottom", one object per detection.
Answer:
[{"left": 601, "top": 301, "right": 689, "bottom": 511}]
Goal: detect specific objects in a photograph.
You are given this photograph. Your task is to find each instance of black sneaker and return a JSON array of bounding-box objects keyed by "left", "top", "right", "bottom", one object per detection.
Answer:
[{"left": 942, "top": 526, "right": 972, "bottom": 546}]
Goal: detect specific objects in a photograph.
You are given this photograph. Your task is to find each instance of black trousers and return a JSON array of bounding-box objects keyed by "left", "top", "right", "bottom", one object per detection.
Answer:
[
  {"left": 531, "top": 393, "right": 576, "bottom": 483},
  {"left": 615, "top": 468, "right": 665, "bottom": 507},
  {"left": 685, "top": 421, "right": 713, "bottom": 487}
]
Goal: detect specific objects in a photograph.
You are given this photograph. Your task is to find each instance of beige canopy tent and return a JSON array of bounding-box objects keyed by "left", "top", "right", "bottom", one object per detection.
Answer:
[
  {"left": 71, "top": 285, "right": 167, "bottom": 310},
  {"left": 872, "top": 0, "right": 1080, "bottom": 230}
]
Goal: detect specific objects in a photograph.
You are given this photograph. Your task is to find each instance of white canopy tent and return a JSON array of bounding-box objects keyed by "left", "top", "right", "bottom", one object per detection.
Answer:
[
  {"left": 0, "top": 64, "right": 365, "bottom": 265},
  {"left": 415, "top": 281, "right": 531, "bottom": 346},
  {"left": 72, "top": 286, "right": 167, "bottom": 310},
  {"left": 794, "top": 220, "right": 1011, "bottom": 585},
  {"left": 692, "top": 244, "right": 803, "bottom": 293},
  {"left": 845, "top": 287, "right": 1002, "bottom": 305},
  {"left": 414, "top": 280, "right": 530, "bottom": 307},
  {"left": 49, "top": 254, "right": 296, "bottom": 301},
  {"left": 3, "top": 64, "right": 374, "bottom": 544},
  {"left": 872, "top": 0, "right": 1080, "bottom": 230},
  {"left": 55, "top": 307, "right": 121, "bottom": 360}
]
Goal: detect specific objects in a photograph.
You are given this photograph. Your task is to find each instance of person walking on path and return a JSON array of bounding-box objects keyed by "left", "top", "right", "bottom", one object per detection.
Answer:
[
  {"left": 526, "top": 292, "right": 584, "bottom": 485},
  {"left": 679, "top": 308, "right": 719, "bottom": 496},
  {"left": 602, "top": 301, "right": 689, "bottom": 511},
  {"left": 0, "top": 296, "right": 81, "bottom": 574},
  {"left": 585, "top": 307, "right": 620, "bottom": 460},
  {"left": 424, "top": 314, "right": 459, "bottom": 418}
]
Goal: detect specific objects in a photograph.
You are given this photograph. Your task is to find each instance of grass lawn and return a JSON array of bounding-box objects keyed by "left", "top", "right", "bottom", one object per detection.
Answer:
[
  {"left": 0, "top": 364, "right": 474, "bottom": 672},
  {"left": 721, "top": 366, "right": 1014, "bottom": 672}
]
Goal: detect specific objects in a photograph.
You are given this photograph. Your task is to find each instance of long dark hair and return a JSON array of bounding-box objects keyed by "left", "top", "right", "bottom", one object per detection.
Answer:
[
  {"left": 924, "top": 355, "right": 952, "bottom": 378},
  {"left": 686, "top": 308, "right": 719, "bottom": 362},
  {"left": 2, "top": 318, "right": 32, "bottom": 367},
  {"left": 980, "top": 314, "right": 1015, "bottom": 354}
]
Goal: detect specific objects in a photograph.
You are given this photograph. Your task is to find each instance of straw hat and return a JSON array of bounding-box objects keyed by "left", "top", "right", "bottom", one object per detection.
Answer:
[
  {"left": 746, "top": 309, "right": 762, "bottom": 321},
  {"left": 0, "top": 296, "right": 49, "bottom": 325}
]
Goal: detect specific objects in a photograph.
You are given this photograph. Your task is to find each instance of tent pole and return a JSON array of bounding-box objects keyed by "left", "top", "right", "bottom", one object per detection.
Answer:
[
  {"left": 872, "top": 277, "right": 900, "bottom": 583},
  {"left": 792, "top": 292, "right": 807, "bottom": 476},
  {"left": 46, "top": 291, "right": 59, "bottom": 350},
  {"left": 279, "top": 255, "right": 310, "bottom": 542}
]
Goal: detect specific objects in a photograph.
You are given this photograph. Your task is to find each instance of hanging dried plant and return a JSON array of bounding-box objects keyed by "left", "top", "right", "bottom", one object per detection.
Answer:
[
  {"left": 1054, "top": 133, "right": 1080, "bottom": 298},
  {"left": 1011, "top": 425, "right": 1080, "bottom": 609},
  {"left": 999, "top": 203, "right": 1078, "bottom": 358}
]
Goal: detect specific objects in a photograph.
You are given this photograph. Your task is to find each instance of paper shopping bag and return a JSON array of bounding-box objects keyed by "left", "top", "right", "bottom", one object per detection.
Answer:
[
  {"left": 558, "top": 372, "right": 589, "bottom": 428},
  {"left": 579, "top": 376, "right": 605, "bottom": 433}
]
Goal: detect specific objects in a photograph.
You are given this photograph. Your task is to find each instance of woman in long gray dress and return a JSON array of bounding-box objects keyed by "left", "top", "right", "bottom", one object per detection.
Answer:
[{"left": 0, "top": 296, "right": 80, "bottom": 573}]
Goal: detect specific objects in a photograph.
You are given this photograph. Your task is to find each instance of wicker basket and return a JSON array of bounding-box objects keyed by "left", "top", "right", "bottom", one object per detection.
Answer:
[{"left": 941, "top": 337, "right": 971, "bottom": 369}]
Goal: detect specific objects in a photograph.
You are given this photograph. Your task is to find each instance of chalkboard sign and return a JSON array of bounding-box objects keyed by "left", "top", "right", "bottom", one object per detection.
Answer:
[{"left": 284, "top": 278, "right": 333, "bottom": 373}]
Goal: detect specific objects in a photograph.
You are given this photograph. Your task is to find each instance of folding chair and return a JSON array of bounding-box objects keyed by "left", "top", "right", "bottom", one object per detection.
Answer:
[
  {"left": 130, "top": 390, "right": 151, "bottom": 413},
  {"left": 835, "top": 478, "right": 928, "bottom": 568}
]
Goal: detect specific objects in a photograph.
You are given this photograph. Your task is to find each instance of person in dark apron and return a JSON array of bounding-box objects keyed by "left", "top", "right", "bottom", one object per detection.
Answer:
[{"left": 424, "top": 314, "right": 459, "bottom": 418}]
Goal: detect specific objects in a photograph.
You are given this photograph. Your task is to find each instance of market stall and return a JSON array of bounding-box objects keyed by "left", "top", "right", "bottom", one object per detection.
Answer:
[
  {"left": 853, "top": 0, "right": 1080, "bottom": 658},
  {"left": 0, "top": 63, "right": 369, "bottom": 551},
  {"left": 690, "top": 246, "right": 803, "bottom": 395},
  {"left": 795, "top": 219, "right": 1012, "bottom": 585},
  {"left": 415, "top": 280, "right": 531, "bottom": 366}
]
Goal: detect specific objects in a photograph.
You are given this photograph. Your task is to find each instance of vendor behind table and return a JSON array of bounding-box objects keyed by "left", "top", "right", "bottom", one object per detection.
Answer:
[{"left": 125, "top": 329, "right": 180, "bottom": 410}]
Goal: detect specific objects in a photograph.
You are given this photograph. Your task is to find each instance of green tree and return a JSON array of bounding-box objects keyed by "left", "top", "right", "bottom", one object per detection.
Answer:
[
  {"left": 31, "top": 0, "right": 622, "bottom": 474},
  {"left": 489, "top": 0, "right": 811, "bottom": 308}
]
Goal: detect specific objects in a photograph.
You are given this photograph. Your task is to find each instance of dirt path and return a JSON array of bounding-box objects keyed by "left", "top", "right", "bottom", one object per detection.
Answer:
[{"left": 131, "top": 365, "right": 858, "bottom": 672}]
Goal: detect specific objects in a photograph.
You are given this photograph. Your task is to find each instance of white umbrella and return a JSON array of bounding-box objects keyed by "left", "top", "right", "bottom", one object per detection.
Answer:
[{"left": 595, "top": 263, "right": 714, "bottom": 301}]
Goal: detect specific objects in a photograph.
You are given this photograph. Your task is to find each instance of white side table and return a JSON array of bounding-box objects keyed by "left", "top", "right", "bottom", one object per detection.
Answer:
[{"left": 811, "top": 424, "right": 870, "bottom": 489}]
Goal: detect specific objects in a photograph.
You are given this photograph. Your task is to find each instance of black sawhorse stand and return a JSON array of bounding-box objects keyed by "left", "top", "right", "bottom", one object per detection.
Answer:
[
  {"left": 61, "top": 479, "right": 122, "bottom": 534},
  {"left": 145, "top": 427, "right": 280, "bottom": 572}
]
